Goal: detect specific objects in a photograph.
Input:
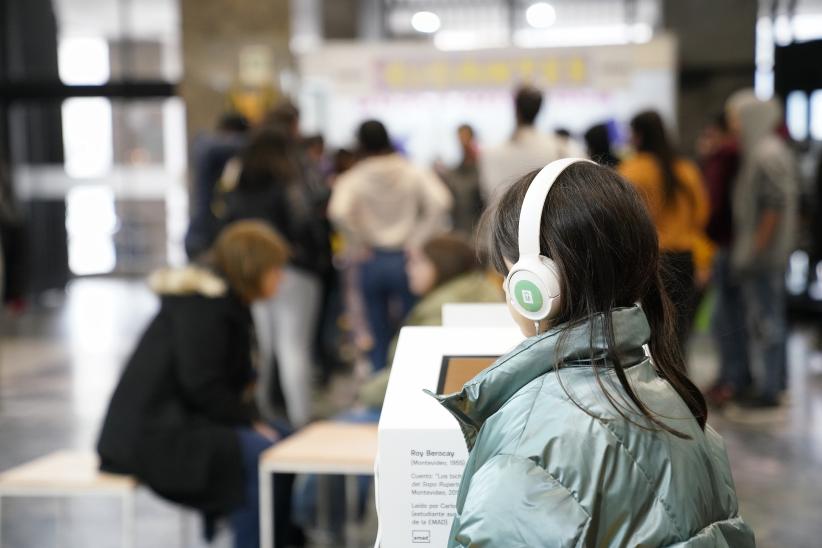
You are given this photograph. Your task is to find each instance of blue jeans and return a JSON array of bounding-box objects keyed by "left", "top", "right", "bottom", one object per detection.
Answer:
[
  {"left": 740, "top": 270, "right": 788, "bottom": 400},
  {"left": 359, "top": 250, "right": 416, "bottom": 370},
  {"left": 232, "top": 423, "right": 294, "bottom": 548},
  {"left": 711, "top": 251, "right": 752, "bottom": 392}
]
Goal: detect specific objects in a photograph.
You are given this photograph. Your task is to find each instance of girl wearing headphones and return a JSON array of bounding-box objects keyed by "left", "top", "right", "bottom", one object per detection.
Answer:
[{"left": 433, "top": 159, "right": 754, "bottom": 547}]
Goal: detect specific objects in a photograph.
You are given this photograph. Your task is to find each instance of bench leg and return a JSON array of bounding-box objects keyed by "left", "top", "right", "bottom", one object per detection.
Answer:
[
  {"left": 56, "top": 498, "right": 64, "bottom": 548},
  {"left": 317, "top": 475, "right": 331, "bottom": 536},
  {"left": 345, "top": 475, "right": 358, "bottom": 548},
  {"left": 122, "top": 493, "right": 135, "bottom": 548},
  {"left": 259, "top": 468, "right": 273, "bottom": 548},
  {"left": 179, "top": 508, "right": 191, "bottom": 548}
]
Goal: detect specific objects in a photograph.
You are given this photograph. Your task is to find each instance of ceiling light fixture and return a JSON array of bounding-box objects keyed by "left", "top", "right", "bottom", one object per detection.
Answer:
[
  {"left": 411, "top": 11, "right": 441, "bottom": 34},
  {"left": 526, "top": 2, "right": 557, "bottom": 29}
]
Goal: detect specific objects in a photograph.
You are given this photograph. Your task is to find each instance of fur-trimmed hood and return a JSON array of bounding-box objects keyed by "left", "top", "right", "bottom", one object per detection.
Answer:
[{"left": 148, "top": 266, "right": 228, "bottom": 297}]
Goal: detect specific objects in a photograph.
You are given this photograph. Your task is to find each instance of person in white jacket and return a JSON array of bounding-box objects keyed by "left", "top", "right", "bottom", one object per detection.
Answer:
[{"left": 329, "top": 120, "right": 452, "bottom": 371}]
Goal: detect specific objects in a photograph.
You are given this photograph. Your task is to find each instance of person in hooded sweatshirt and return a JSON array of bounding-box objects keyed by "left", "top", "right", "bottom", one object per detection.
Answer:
[
  {"left": 97, "top": 221, "right": 303, "bottom": 548},
  {"left": 725, "top": 89, "right": 799, "bottom": 408},
  {"left": 328, "top": 120, "right": 452, "bottom": 372}
]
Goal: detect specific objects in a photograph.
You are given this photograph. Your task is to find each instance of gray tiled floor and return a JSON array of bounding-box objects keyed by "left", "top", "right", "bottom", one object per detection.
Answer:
[
  {"left": 1, "top": 278, "right": 821, "bottom": 547},
  {"left": 708, "top": 331, "right": 822, "bottom": 548}
]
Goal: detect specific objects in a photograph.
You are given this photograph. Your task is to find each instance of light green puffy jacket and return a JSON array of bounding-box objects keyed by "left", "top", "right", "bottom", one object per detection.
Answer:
[{"left": 433, "top": 306, "right": 755, "bottom": 547}]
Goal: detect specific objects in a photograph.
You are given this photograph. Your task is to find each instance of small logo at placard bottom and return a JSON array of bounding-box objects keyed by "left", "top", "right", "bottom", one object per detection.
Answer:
[{"left": 412, "top": 530, "right": 431, "bottom": 543}]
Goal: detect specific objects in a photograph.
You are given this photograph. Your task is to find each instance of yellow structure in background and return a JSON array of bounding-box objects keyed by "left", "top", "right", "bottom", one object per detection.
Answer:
[
  {"left": 228, "top": 85, "right": 279, "bottom": 125},
  {"left": 379, "top": 55, "right": 589, "bottom": 91}
]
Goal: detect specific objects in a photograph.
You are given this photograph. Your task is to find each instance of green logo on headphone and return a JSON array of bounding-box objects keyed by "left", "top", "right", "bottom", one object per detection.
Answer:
[{"left": 514, "top": 280, "right": 543, "bottom": 313}]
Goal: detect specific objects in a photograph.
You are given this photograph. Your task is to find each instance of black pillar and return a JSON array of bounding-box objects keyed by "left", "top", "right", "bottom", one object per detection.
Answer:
[{"left": 1, "top": 0, "right": 69, "bottom": 297}]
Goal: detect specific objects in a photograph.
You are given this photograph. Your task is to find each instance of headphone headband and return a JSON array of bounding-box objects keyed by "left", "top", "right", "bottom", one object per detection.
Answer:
[{"left": 517, "top": 158, "right": 595, "bottom": 258}]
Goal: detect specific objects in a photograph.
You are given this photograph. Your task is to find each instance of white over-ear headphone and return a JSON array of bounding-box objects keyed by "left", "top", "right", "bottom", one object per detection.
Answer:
[{"left": 504, "top": 158, "right": 595, "bottom": 322}]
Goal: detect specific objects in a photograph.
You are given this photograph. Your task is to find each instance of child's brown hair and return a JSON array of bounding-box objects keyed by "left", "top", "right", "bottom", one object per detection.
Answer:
[{"left": 208, "top": 220, "right": 290, "bottom": 302}]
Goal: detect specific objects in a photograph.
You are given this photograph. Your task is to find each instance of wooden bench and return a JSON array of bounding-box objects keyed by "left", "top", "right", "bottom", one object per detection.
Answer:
[
  {"left": 0, "top": 450, "right": 137, "bottom": 548},
  {"left": 259, "top": 421, "right": 378, "bottom": 548}
]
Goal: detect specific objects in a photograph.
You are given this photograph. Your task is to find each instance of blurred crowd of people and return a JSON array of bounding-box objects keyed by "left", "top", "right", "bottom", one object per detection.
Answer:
[{"left": 95, "top": 83, "right": 813, "bottom": 547}]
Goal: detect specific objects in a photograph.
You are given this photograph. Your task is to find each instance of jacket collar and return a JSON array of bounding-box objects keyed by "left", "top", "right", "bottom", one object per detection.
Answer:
[
  {"left": 431, "top": 305, "right": 651, "bottom": 448},
  {"left": 148, "top": 266, "right": 227, "bottom": 297}
]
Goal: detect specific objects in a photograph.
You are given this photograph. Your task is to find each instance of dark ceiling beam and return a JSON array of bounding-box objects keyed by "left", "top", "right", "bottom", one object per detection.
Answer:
[{"left": 0, "top": 81, "right": 177, "bottom": 103}]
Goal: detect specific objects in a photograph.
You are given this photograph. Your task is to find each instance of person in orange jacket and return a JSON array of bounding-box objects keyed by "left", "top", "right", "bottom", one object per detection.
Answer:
[{"left": 619, "top": 110, "right": 712, "bottom": 351}]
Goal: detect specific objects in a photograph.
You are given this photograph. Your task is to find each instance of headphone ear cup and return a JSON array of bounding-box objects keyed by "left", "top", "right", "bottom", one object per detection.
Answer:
[
  {"left": 506, "top": 268, "right": 544, "bottom": 319},
  {"left": 539, "top": 256, "right": 562, "bottom": 318},
  {"left": 505, "top": 255, "right": 561, "bottom": 321}
]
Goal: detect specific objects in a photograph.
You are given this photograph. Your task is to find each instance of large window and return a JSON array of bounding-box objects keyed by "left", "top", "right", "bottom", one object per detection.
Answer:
[
  {"left": 2, "top": 0, "right": 185, "bottom": 285},
  {"left": 756, "top": 0, "right": 822, "bottom": 101},
  {"left": 53, "top": 0, "right": 182, "bottom": 83}
]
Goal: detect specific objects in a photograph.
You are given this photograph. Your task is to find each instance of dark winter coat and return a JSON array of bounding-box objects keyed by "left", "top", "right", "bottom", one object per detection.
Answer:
[
  {"left": 702, "top": 141, "right": 740, "bottom": 247},
  {"left": 185, "top": 133, "right": 246, "bottom": 259},
  {"left": 221, "top": 172, "right": 331, "bottom": 276},
  {"left": 97, "top": 266, "right": 257, "bottom": 514}
]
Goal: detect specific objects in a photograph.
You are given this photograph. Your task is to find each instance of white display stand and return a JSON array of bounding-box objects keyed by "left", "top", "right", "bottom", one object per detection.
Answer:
[
  {"left": 375, "top": 326, "right": 523, "bottom": 547},
  {"left": 441, "top": 303, "right": 516, "bottom": 328}
]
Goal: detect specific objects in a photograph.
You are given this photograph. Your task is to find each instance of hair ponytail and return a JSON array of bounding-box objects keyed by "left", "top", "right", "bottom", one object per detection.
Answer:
[{"left": 641, "top": 269, "right": 707, "bottom": 430}]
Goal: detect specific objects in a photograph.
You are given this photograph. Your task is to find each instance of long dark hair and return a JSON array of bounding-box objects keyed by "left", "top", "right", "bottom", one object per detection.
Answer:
[
  {"left": 630, "top": 110, "right": 693, "bottom": 210},
  {"left": 480, "top": 162, "right": 707, "bottom": 437}
]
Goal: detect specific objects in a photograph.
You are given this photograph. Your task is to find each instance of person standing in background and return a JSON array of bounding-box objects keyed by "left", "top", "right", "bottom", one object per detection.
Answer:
[
  {"left": 479, "top": 85, "right": 561, "bottom": 203},
  {"left": 438, "top": 124, "right": 484, "bottom": 235},
  {"left": 698, "top": 112, "right": 750, "bottom": 406},
  {"left": 303, "top": 135, "right": 332, "bottom": 179},
  {"left": 262, "top": 102, "right": 341, "bottom": 385},
  {"left": 329, "top": 120, "right": 452, "bottom": 372},
  {"left": 328, "top": 147, "right": 374, "bottom": 361},
  {"left": 302, "top": 132, "right": 344, "bottom": 386},
  {"left": 726, "top": 90, "right": 799, "bottom": 408},
  {"left": 220, "top": 128, "right": 324, "bottom": 428},
  {"left": 553, "top": 128, "right": 587, "bottom": 158},
  {"left": 185, "top": 112, "right": 249, "bottom": 259},
  {"left": 619, "top": 110, "right": 711, "bottom": 351},
  {"left": 332, "top": 148, "right": 357, "bottom": 179},
  {"left": 584, "top": 122, "right": 621, "bottom": 167},
  {"left": 700, "top": 113, "right": 740, "bottom": 249}
]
